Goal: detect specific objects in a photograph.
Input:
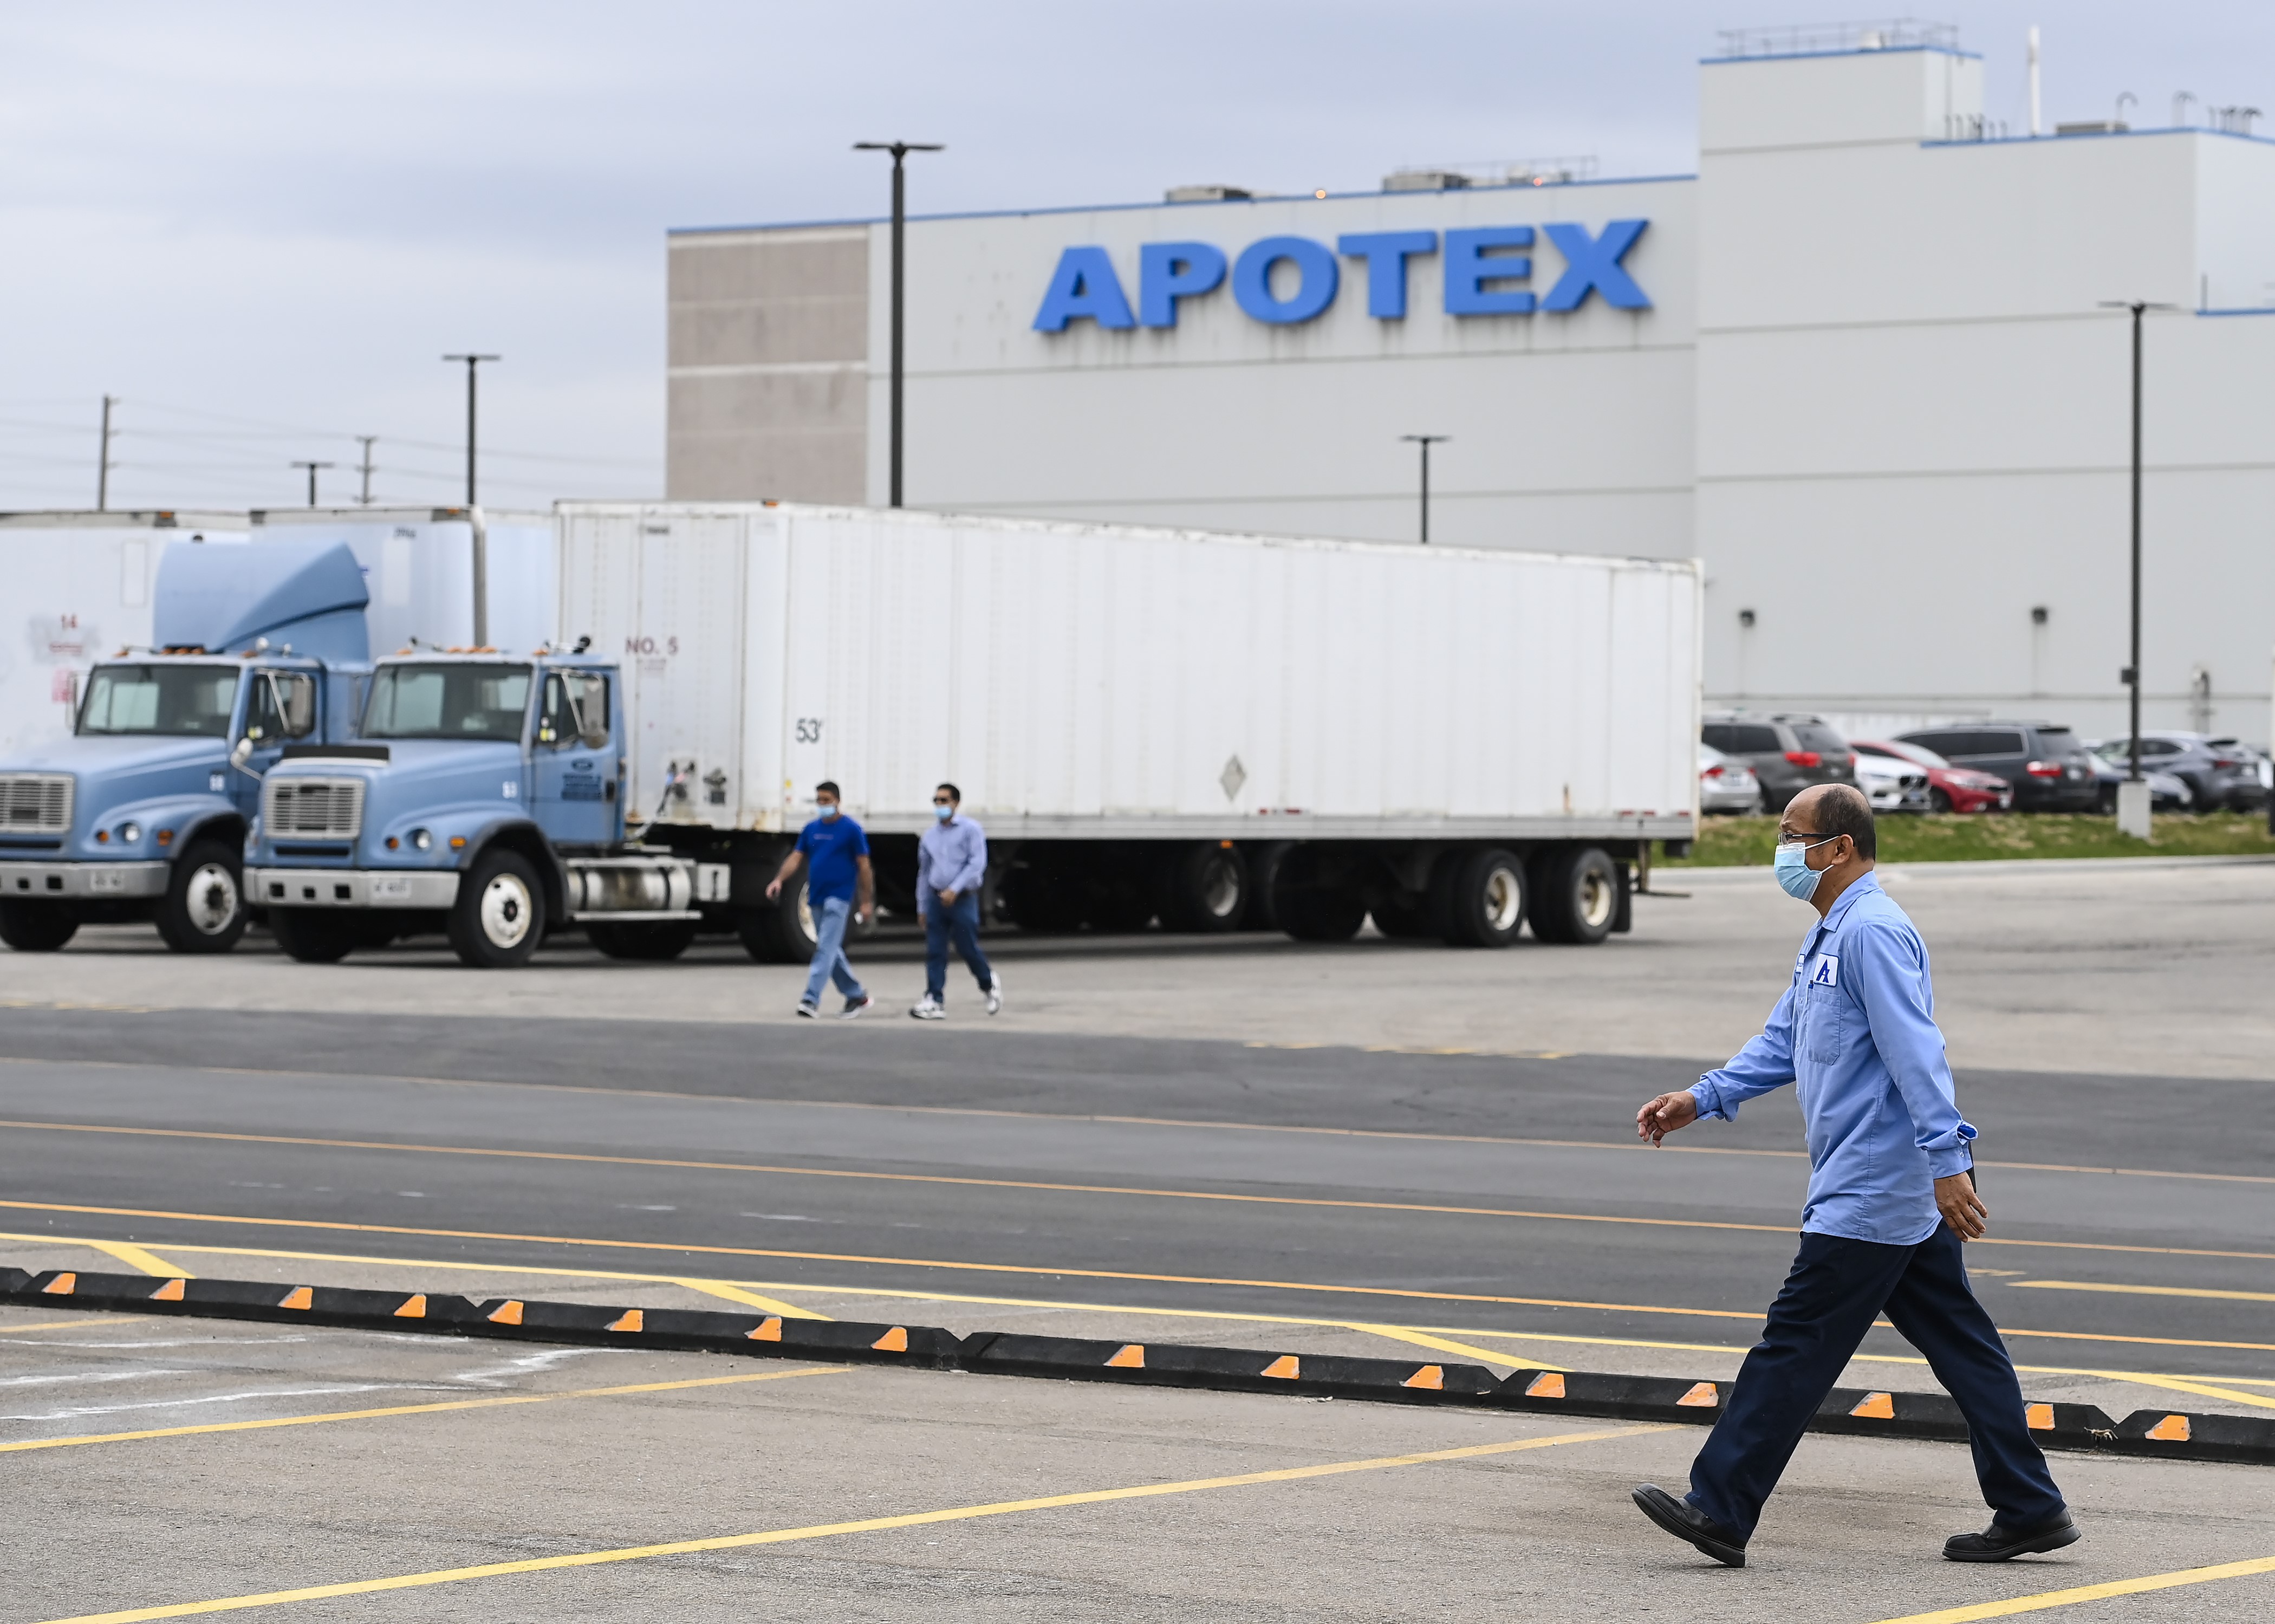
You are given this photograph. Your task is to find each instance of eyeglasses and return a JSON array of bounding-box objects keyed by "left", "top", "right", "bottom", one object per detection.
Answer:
[{"left": 931, "top": 797, "right": 953, "bottom": 806}]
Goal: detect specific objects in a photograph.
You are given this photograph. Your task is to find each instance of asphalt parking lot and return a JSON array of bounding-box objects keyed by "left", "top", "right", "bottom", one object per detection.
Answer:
[{"left": 3, "top": 856, "right": 2272, "bottom": 1621}]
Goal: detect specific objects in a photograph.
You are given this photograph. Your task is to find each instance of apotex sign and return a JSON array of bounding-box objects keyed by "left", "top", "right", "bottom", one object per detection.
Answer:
[{"left": 1033, "top": 220, "right": 1649, "bottom": 332}]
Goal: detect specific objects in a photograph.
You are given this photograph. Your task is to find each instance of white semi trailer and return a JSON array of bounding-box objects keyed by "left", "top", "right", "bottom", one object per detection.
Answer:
[{"left": 556, "top": 502, "right": 1701, "bottom": 954}]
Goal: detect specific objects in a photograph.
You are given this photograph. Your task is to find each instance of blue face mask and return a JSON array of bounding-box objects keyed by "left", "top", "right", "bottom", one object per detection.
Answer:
[
  {"left": 817, "top": 802, "right": 839, "bottom": 820},
  {"left": 933, "top": 803, "right": 955, "bottom": 822},
  {"left": 1773, "top": 836, "right": 1838, "bottom": 901}
]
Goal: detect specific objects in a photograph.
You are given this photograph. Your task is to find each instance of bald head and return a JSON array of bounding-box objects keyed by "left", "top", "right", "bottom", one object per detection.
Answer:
[{"left": 1789, "top": 782, "right": 1875, "bottom": 861}]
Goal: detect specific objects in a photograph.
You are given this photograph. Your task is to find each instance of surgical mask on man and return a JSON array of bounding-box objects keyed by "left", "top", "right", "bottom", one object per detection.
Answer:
[
  {"left": 933, "top": 803, "right": 955, "bottom": 822},
  {"left": 817, "top": 802, "right": 839, "bottom": 820},
  {"left": 1773, "top": 836, "right": 1839, "bottom": 902}
]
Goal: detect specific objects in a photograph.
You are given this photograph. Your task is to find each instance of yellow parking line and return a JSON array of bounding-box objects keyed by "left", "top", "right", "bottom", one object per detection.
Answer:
[
  {"left": 672, "top": 1278, "right": 829, "bottom": 1319},
  {"left": 31, "top": 1424, "right": 1666, "bottom": 1623},
  {"left": 0, "top": 1365, "right": 844, "bottom": 1457},
  {"left": 83, "top": 1240, "right": 193, "bottom": 1278},
  {"left": 1864, "top": 1552, "right": 2275, "bottom": 1623},
  {"left": 2014, "top": 1279, "right": 2275, "bottom": 1305},
  {"left": 0, "top": 1318, "right": 142, "bottom": 1335},
  {"left": 1342, "top": 1323, "right": 1559, "bottom": 1372}
]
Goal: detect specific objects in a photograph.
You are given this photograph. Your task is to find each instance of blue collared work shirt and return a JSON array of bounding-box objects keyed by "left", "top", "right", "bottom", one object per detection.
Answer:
[
  {"left": 1689, "top": 872, "right": 1977, "bottom": 1246},
  {"left": 916, "top": 814, "right": 987, "bottom": 914}
]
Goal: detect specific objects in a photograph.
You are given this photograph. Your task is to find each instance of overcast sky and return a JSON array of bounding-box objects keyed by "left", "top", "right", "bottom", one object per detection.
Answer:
[{"left": 2, "top": 2, "right": 2267, "bottom": 514}]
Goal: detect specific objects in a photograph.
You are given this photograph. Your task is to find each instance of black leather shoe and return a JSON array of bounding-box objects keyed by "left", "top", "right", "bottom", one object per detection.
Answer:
[
  {"left": 1944, "top": 1510, "right": 2081, "bottom": 1562},
  {"left": 1632, "top": 1484, "right": 1746, "bottom": 1567}
]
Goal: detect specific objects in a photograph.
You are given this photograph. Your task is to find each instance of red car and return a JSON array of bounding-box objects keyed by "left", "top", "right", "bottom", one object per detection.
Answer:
[{"left": 1852, "top": 738, "right": 2012, "bottom": 814}]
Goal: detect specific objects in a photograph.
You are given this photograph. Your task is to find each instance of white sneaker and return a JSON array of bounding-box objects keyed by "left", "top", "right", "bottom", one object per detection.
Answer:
[
  {"left": 794, "top": 1001, "right": 820, "bottom": 1019},
  {"left": 909, "top": 996, "right": 945, "bottom": 1021},
  {"left": 985, "top": 975, "right": 1004, "bottom": 1016}
]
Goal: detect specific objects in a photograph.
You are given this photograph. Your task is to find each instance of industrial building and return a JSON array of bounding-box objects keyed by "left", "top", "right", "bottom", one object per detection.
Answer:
[{"left": 667, "top": 23, "right": 2275, "bottom": 740}]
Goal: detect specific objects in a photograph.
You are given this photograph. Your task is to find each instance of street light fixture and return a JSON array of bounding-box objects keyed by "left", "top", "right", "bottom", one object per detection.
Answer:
[
  {"left": 1401, "top": 434, "right": 1450, "bottom": 543},
  {"left": 441, "top": 354, "right": 501, "bottom": 505},
  {"left": 289, "top": 460, "right": 334, "bottom": 507},
  {"left": 2096, "top": 300, "right": 2175, "bottom": 814},
  {"left": 854, "top": 141, "right": 943, "bottom": 508}
]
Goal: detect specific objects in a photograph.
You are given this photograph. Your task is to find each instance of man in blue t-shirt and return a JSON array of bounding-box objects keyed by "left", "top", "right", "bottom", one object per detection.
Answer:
[{"left": 765, "top": 780, "right": 875, "bottom": 1018}]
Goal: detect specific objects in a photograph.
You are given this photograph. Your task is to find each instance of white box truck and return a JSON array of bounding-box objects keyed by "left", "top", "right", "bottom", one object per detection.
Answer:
[{"left": 556, "top": 502, "right": 1700, "bottom": 953}]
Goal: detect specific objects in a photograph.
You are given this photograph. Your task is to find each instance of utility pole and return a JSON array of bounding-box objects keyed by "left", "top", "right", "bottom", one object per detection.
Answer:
[
  {"left": 853, "top": 140, "right": 943, "bottom": 507},
  {"left": 2098, "top": 299, "right": 2174, "bottom": 833},
  {"left": 290, "top": 461, "right": 335, "bottom": 507},
  {"left": 1401, "top": 434, "right": 1450, "bottom": 543},
  {"left": 355, "top": 436, "right": 378, "bottom": 505},
  {"left": 96, "top": 395, "right": 116, "bottom": 511},
  {"left": 441, "top": 354, "right": 500, "bottom": 504}
]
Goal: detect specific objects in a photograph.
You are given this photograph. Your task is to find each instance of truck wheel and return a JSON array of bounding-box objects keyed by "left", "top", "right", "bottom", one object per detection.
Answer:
[
  {"left": 1529, "top": 846, "right": 1619, "bottom": 945},
  {"left": 154, "top": 840, "right": 247, "bottom": 953},
  {"left": 1436, "top": 847, "right": 1528, "bottom": 948},
  {"left": 736, "top": 880, "right": 816, "bottom": 963},
  {"left": 1240, "top": 843, "right": 1289, "bottom": 931},
  {"left": 0, "top": 901, "right": 77, "bottom": 952},
  {"left": 1368, "top": 890, "right": 1436, "bottom": 939},
  {"left": 447, "top": 849, "right": 547, "bottom": 968},
  {"left": 1155, "top": 842, "right": 1247, "bottom": 933},
  {"left": 587, "top": 920, "right": 698, "bottom": 960},
  {"left": 268, "top": 907, "right": 358, "bottom": 964},
  {"left": 1273, "top": 847, "right": 1366, "bottom": 942}
]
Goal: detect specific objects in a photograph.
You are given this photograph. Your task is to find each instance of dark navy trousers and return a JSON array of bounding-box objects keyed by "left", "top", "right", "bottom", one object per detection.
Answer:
[
  {"left": 1687, "top": 1220, "right": 2066, "bottom": 1542},
  {"left": 923, "top": 889, "right": 995, "bottom": 1002}
]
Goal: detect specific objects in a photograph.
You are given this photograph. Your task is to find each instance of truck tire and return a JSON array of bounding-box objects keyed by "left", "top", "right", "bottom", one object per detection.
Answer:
[
  {"left": 0, "top": 901, "right": 77, "bottom": 952},
  {"left": 447, "top": 848, "right": 547, "bottom": 968},
  {"left": 1368, "top": 889, "right": 1436, "bottom": 939},
  {"left": 268, "top": 907, "right": 358, "bottom": 964},
  {"left": 1528, "top": 846, "right": 1619, "bottom": 945},
  {"left": 1273, "top": 846, "right": 1367, "bottom": 942},
  {"left": 154, "top": 840, "right": 248, "bottom": 953},
  {"left": 1240, "top": 842, "right": 1289, "bottom": 931},
  {"left": 737, "top": 880, "right": 817, "bottom": 963},
  {"left": 1155, "top": 842, "right": 1247, "bottom": 933},
  {"left": 586, "top": 920, "right": 699, "bottom": 960},
  {"left": 1436, "top": 847, "right": 1528, "bottom": 948}
]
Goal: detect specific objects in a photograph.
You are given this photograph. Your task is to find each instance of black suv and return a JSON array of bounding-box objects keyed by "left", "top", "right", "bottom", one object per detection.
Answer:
[
  {"left": 1894, "top": 721, "right": 2098, "bottom": 811},
  {"left": 1700, "top": 712, "right": 1857, "bottom": 814}
]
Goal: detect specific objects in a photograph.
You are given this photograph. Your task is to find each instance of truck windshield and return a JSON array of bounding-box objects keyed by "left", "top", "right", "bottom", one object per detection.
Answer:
[
  {"left": 362, "top": 663, "right": 532, "bottom": 742},
  {"left": 76, "top": 664, "right": 239, "bottom": 737}
]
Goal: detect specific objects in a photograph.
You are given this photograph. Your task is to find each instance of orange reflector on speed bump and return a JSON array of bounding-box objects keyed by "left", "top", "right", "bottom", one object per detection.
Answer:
[
  {"left": 1106, "top": 1344, "right": 1145, "bottom": 1369},
  {"left": 489, "top": 1300, "right": 524, "bottom": 1326},
  {"left": 150, "top": 1278, "right": 186, "bottom": 1302},
  {"left": 1849, "top": 1392, "right": 1896, "bottom": 1420},
  {"left": 395, "top": 1295, "right": 427, "bottom": 1319},
  {"left": 2025, "top": 1403, "right": 2054, "bottom": 1431},
  {"left": 1261, "top": 1355, "right": 1300, "bottom": 1380},
  {"left": 1403, "top": 1365, "right": 1444, "bottom": 1391},
  {"left": 748, "top": 1317, "right": 782, "bottom": 1342},
  {"left": 606, "top": 1310, "right": 644, "bottom": 1334},
  {"left": 2147, "top": 1414, "right": 2192, "bottom": 1442},
  {"left": 42, "top": 1273, "right": 76, "bottom": 1296},
  {"left": 1525, "top": 1372, "right": 1566, "bottom": 1399},
  {"left": 278, "top": 1287, "right": 313, "bottom": 1311},
  {"left": 872, "top": 1327, "right": 908, "bottom": 1353},
  {"left": 1676, "top": 1382, "right": 1719, "bottom": 1408}
]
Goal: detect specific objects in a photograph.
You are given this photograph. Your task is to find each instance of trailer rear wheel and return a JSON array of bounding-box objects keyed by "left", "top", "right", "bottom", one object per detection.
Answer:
[
  {"left": 1155, "top": 842, "right": 1247, "bottom": 933},
  {"left": 1368, "top": 890, "right": 1436, "bottom": 939},
  {"left": 154, "top": 841, "right": 247, "bottom": 953},
  {"left": 1273, "top": 846, "right": 1367, "bottom": 942},
  {"left": 269, "top": 907, "right": 358, "bottom": 964},
  {"left": 737, "top": 881, "right": 817, "bottom": 963},
  {"left": 1437, "top": 847, "right": 1528, "bottom": 948},
  {"left": 587, "top": 920, "right": 699, "bottom": 960},
  {"left": 448, "top": 849, "right": 547, "bottom": 968},
  {"left": 1529, "top": 846, "right": 1619, "bottom": 945},
  {"left": 0, "top": 901, "right": 77, "bottom": 952}
]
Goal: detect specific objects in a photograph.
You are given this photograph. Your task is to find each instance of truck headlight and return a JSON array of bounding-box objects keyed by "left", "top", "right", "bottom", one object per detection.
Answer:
[
  {"left": 412, "top": 828, "right": 432, "bottom": 850},
  {"left": 119, "top": 822, "right": 142, "bottom": 845}
]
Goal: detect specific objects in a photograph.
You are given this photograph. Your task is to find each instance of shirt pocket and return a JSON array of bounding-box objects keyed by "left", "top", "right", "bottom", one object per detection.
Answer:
[{"left": 1802, "top": 982, "right": 1847, "bottom": 1063}]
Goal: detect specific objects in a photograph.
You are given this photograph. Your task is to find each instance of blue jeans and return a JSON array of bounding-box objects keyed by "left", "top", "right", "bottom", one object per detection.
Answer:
[
  {"left": 924, "top": 889, "right": 994, "bottom": 1002},
  {"left": 1687, "top": 1220, "right": 2065, "bottom": 1542},
  {"left": 802, "top": 894, "right": 866, "bottom": 1006}
]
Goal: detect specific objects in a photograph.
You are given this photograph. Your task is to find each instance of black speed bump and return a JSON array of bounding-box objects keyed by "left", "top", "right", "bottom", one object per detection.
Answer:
[
  {"left": 16, "top": 1269, "right": 476, "bottom": 1333},
  {"left": 961, "top": 1332, "right": 1499, "bottom": 1402},
  {"left": 469, "top": 1297, "right": 963, "bottom": 1369}
]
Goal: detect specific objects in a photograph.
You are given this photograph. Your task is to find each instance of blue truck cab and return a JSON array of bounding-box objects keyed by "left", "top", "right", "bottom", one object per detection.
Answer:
[
  {"left": 0, "top": 538, "right": 370, "bottom": 954},
  {"left": 246, "top": 649, "right": 723, "bottom": 967}
]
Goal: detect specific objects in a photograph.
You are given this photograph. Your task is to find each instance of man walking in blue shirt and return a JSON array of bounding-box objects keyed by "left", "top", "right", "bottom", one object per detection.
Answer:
[
  {"left": 765, "top": 781, "right": 874, "bottom": 1019},
  {"left": 910, "top": 782, "right": 1001, "bottom": 1021},
  {"left": 1630, "top": 783, "right": 2072, "bottom": 1568}
]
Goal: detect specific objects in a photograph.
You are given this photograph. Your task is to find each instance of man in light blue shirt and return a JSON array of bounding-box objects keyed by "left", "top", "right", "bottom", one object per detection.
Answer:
[
  {"left": 1630, "top": 783, "right": 2072, "bottom": 1569},
  {"left": 910, "top": 782, "right": 1001, "bottom": 1020}
]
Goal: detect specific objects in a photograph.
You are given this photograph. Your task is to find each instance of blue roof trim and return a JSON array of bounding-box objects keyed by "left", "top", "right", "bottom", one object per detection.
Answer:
[
  {"left": 1702, "top": 44, "right": 1981, "bottom": 65},
  {"left": 2198, "top": 306, "right": 2275, "bottom": 317},
  {"left": 1921, "top": 125, "right": 2275, "bottom": 150},
  {"left": 669, "top": 171, "right": 1698, "bottom": 237}
]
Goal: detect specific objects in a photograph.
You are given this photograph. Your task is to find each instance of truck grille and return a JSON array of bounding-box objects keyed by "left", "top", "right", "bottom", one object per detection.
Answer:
[
  {"left": 264, "top": 777, "right": 365, "bottom": 840},
  {"left": 0, "top": 774, "right": 73, "bottom": 833}
]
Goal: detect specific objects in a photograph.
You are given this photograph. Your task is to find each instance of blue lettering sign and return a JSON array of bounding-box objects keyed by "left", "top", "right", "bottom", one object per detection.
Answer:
[
  {"left": 1336, "top": 231, "right": 1438, "bottom": 319},
  {"left": 1540, "top": 219, "right": 1651, "bottom": 310},
  {"left": 1231, "top": 236, "right": 1338, "bottom": 324},
  {"left": 1139, "top": 242, "right": 1227, "bottom": 327},
  {"left": 1444, "top": 226, "right": 1535, "bottom": 316},
  {"left": 1033, "top": 246, "right": 1136, "bottom": 332}
]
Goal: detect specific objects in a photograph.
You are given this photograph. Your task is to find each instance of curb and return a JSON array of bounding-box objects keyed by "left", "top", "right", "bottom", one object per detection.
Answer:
[{"left": 6, "top": 1266, "right": 2268, "bottom": 1465}]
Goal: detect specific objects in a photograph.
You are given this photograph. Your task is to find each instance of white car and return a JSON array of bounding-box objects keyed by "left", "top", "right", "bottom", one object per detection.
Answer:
[
  {"left": 1699, "top": 743, "right": 1765, "bottom": 814},
  {"left": 1852, "top": 748, "right": 1931, "bottom": 813}
]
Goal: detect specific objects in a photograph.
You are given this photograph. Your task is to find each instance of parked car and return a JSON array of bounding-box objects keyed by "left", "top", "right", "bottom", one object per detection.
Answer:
[
  {"left": 2086, "top": 733, "right": 2266, "bottom": 812},
  {"left": 2082, "top": 746, "right": 2195, "bottom": 811},
  {"left": 1698, "top": 743, "right": 1765, "bottom": 814},
  {"left": 1850, "top": 746, "right": 1932, "bottom": 813},
  {"left": 1851, "top": 738, "right": 2012, "bottom": 814},
  {"left": 1892, "top": 721, "right": 2099, "bottom": 812},
  {"left": 1700, "top": 713, "right": 1857, "bottom": 813}
]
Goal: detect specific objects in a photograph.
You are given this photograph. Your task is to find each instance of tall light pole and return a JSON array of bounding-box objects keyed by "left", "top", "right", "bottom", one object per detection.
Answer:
[
  {"left": 441, "top": 354, "right": 500, "bottom": 505},
  {"left": 355, "top": 436, "right": 378, "bottom": 505},
  {"left": 290, "top": 460, "right": 334, "bottom": 506},
  {"left": 95, "top": 395, "right": 117, "bottom": 511},
  {"left": 853, "top": 141, "right": 942, "bottom": 508},
  {"left": 1401, "top": 434, "right": 1450, "bottom": 543},
  {"left": 2097, "top": 301, "right": 2173, "bottom": 796}
]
